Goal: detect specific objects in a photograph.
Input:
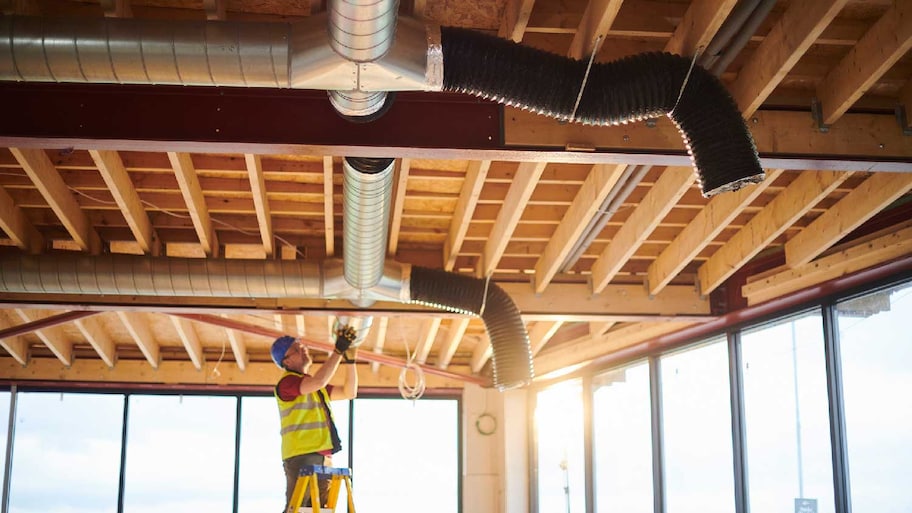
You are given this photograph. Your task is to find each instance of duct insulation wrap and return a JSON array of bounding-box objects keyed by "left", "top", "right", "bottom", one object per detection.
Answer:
[
  {"left": 342, "top": 157, "right": 395, "bottom": 293},
  {"left": 439, "top": 27, "right": 764, "bottom": 197},
  {"left": 408, "top": 266, "right": 533, "bottom": 390},
  {"left": 0, "top": 254, "right": 322, "bottom": 297},
  {"left": 0, "top": 16, "right": 290, "bottom": 87}
]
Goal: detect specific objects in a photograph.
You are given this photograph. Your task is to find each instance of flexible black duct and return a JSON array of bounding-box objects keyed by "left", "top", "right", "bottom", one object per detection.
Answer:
[
  {"left": 439, "top": 27, "right": 764, "bottom": 197},
  {"left": 409, "top": 266, "right": 532, "bottom": 390}
]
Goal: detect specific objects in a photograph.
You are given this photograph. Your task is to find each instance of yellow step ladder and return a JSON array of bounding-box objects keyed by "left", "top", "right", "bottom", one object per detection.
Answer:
[{"left": 286, "top": 464, "right": 356, "bottom": 513}]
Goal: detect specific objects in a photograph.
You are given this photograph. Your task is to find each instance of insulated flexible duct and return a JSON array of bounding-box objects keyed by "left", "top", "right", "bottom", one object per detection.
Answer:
[
  {"left": 439, "top": 27, "right": 764, "bottom": 197},
  {"left": 408, "top": 266, "right": 532, "bottom": 390}
]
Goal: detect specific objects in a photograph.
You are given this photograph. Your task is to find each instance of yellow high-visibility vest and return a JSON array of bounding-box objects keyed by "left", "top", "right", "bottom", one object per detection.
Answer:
[{"left": 275, "top": 371, "right": 337, "bottom": 460}]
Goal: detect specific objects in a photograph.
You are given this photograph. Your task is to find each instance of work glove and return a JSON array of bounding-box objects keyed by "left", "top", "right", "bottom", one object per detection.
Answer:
[{"left": 334, "top": 325, "right": 357, "bottom": 355}]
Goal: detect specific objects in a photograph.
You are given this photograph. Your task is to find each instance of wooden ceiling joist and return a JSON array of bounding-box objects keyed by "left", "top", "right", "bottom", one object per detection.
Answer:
[
  {"left": 223, "top": 320, "right": 249, "bottom": 372},
  {"left": 698, "top": 170, "right": 853, "bottom": 295},
  {"left": 100, "top": 0, "right": 131, "bottom": 17},
  {"left": 170, "top": 316, "right": 205, "bottom": 370},
  {"left": 534, "top": 163, "right": 627, "bottom": 293},
  {"left": 529, "top": 320, "right": 563, "bottom": 356},
  {"left": 729, "top": 0, "right": 851, "bottom": 117},
  {"left": 646, "top": 169, "right": 784, "bottom": 296},
  {"left": 168, "top": 151, "right": 218, "bottom": 257},
  {"left": 476, "top": 161, "right": 546, "bottom": 278},
  {"left": 444, "top": 160, "right": 490, "bottom": 271},
  {"left": 116, "top": 311, "right": 161, "bottom": 369},
  {"left": 499, "top": 0, "right": 537, "bottom": 42},
  {"left": 0, "top": 313, "right": 28, "bottom": 366},
  {"left": 73, "top": 316, "right": 116, "bottom": 368},
  {"left": 388, "top": 158, "right": 411, "bottom": 256},
  {"left": 244, "top": 153, "right": 274, "bottom": 257},
  {"left": 414, "top": 317, "right": 442, "bottom": 365},
  {"left": 10, "top": 147, "right": 101, "bottom": 253},
  {"left": 14, "top": 309, "right": 73, "bottom": 367},
  {"left": 0, "top": 185, "right": 43, "bottom": 253},
  {"left": 590, "top": 167, "right": 695, "bottom": 294},
  {"left": 470, "top": 335, "right": 492, "bottom": 374},
  {"left": 323, "top": 156, "right": 336, "bottom": 256},
  {"left": 437, "top": 317, "right": 470, "bottom": 370},
  {"left": 368, "top": 316, "right": 389, "bottom": 374},
  {"left": 663, "top": 0, "right": 740, "bottom": 56},
  {"left": 744, "top": 220, "right": 912, "bottom": 306},
  {"left": 568, "top": 0, "right": 625, "bottom": 59},
  {"left": 785, "top": 172, "right": 912, "bottom": 268},
  {"left": 89, "top": 149, "right": 158, "bottom": 254},
  {"left": 817, "top": 0, "right": 912, "bottom": 125}
]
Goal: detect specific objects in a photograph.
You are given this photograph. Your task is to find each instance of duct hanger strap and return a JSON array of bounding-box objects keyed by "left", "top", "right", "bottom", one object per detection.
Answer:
[{"left": 569, "top": 34, "right": 603, "bottom": 123}]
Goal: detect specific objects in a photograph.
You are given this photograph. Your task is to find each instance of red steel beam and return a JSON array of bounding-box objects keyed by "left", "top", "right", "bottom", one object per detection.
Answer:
[
  {"left": 0, "top": 310, "right": 99, "bottom": 340},
  {"left": 171, "top": 312, "right": 489, "bottom": 386}
]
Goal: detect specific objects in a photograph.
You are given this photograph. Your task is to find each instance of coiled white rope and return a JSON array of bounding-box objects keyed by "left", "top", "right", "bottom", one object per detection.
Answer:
[{"left": 397, "top": 325, "right": 426, "bottom": 401}]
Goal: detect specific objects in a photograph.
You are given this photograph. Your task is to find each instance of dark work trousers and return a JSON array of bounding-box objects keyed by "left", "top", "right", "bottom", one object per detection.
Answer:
[{"left": 283, "top": 453, "right": 331, "bottom": 509}]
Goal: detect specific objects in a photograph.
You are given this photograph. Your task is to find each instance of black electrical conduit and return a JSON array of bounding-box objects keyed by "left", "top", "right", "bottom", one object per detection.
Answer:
[
  {"left": 408, "top": 266, "right": 531, "bottom": 390},
  {"left": 439, "top": 27, "right": 765, "bottom": 197}
]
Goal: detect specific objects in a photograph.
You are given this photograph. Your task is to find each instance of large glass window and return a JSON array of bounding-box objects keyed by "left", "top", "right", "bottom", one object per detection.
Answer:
[
  {"left": 837, "top": 282, "right": 912, "bottom": 513},
  {"left": 122, "top": 395, "right": 236, "bottom": 513},
  {"left": 237, "top": 396, "right": 284, "bottom": 513},
  {"left": 535, "top": 380, "right": 585, "bottom": 513},
  {"left": 8, "top": 392, "right": 124, "bottom": 513},
  {"left": 661, "top": 339, "right": 735, "bottom": 513},
  {"left": 592, "top": 362, "right": 653, "bottom": 513},
  {"left": 352, "top": 398, "right": 459, "bottom": 513},
  {"left": 742, "top": 312, "right": 834, "bottom": 513}
]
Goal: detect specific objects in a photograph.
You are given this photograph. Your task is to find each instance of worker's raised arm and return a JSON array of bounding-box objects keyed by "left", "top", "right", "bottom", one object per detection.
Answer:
[
  {"left": 296, "top": 351, "right": 343, "bottom": 395},
  {"left": 332, "top": 350, "right": 359, "bottom": 401}
]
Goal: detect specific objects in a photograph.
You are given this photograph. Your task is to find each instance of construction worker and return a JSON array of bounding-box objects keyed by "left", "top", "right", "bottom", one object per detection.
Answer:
[{"left": 271, "top": 328, "right": 359, "bottom": 510}]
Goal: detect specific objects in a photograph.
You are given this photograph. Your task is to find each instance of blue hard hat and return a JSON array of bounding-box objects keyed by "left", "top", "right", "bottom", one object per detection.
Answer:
[{"left": 271, "top": 336, "right": 296, "bottom": 368}]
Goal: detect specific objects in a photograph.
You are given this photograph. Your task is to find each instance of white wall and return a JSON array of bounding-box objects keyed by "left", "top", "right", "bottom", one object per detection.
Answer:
[{"left": 462, "top": 385, "right": 529, "bottom": 513}]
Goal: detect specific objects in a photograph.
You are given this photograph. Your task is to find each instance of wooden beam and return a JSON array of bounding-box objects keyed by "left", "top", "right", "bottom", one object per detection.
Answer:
[
  {"left": 529, "top": 320, "right": 563, "bottom": 356},
  {"left": 589, "top": 321, "right": 615, "bottom": 337},
  {"left": 0, "top": 358, "right": 470, "bottom": 389},
  {"left": 167, "top": 152, "right": 218, "bottom": 256},
  {"left": 698, "top": 171, "right": 853, "bottom": 295},
  {"left": 73, "top": 316, "right": 116, "bottom": 368},
  {"left": 646, "top": 169, "right": 784, "bottom": 296},
  {"left": 591, "top": 167, "right": 694, "bottom": 294},
  {"left": 223, "top": 318, "right": 249, "bottom": 372},
  {"left": 499, "top": 0, "right": 537, "bottom": 43},
  {"left": 0, "top": 185, "right": 43, "bottom": 253},
  {"left": 534, "top": 163, "right": 627, "bottom": 293},
  {"left": 323, "top": 156, "right": 336, "bottom": 256},
  {"left": 170, "top": 316, "right": 205, "bottom": 370},
  {"left": 244, "top": 153, "right": 274, "bottom": 256},
  {"left": 10, "top": 147, "right": 100, "bottom": 253},
  {"left": 534, "top": 321, "right": 694, "bottom": 377},
  {"left": 664, "top": 0, "right": 739, "bottom": 56},
  {"left": 744, "top": 221, "right": 912, "bottom": 305},
  {"left": 14, "top": 309, "right": 73, "bottom": 367},
  {"left": 818, "top": 0, "right": 912, "bottom": 125},
  {"left": 369, "top": 316, "right": 388, "bottom": 374},
  {"left": 568, "top": 0, "right": 624, "bottom": 59},
  {"left": 116, "top": 311, "right": 160, "bottom": 369},
  {"left": 89, "top": 149, "right": 158, "bottom": 254},
  {"left": 900, "top": 79, "right": 912, "bottom": 124},
  {"left": 785, "top": 173, "right": 912, "bottom": 268},
  {"left": 387, "top": 158, "right": 411, "bottom": 256},
  {"left": 203, "top": 0, "right": 225, "bottom": 20},
  {"left": 730, "top": 0, "right": 850, "bottom": 117},
  {"left": 100, "top": 0, "right": 131, "bottom": 17},
  {"left": 504, "top": 109, "right": 912, "bottom": 168},
  {"left": 0, "top": 312, "right": 28, "bottom": 365},
  {"left": 437, "top": 317, "right": 470, "bottom": 369},
  {"left": 414, "top": 317, "right": 442, "bottom": 365},
  {"left": 477, "top": 161, "right": 546, "bottom": 277},
  {"left": 470, "top": 334, "right": 492, "bottom": 374},
  {"left": 444, "top": 160, "right": 490, "bottom": 271}
]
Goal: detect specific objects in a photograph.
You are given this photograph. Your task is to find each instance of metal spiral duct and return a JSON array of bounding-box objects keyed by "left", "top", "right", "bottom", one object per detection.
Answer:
[
  {"left": 0, "top": 16, "right": 290, "bottom": 87},
  {"left": 438, "top": 27, "right": 764, "bottom": 197},
  {"left": 328, "top": 0, "right": 399, "bottom": 63},
  {"left": 407, "top": 266, "right": 533, "bottom": 390},
  {"left": 342, "top": 157, "right": 395, "bottom": 299},
  {"left": 0, "top": 254, "right": 323, "bottom": 297}
]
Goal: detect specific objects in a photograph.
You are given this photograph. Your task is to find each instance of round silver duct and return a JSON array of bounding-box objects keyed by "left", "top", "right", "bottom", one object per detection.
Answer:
[{"left": 328, "top": 0, "right": 400, "bottom": 63}]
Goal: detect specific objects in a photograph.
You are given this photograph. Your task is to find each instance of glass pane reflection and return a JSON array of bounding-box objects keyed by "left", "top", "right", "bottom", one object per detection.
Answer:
[{"left": 536, "top": 380, "right": 586, "bottom": 513}]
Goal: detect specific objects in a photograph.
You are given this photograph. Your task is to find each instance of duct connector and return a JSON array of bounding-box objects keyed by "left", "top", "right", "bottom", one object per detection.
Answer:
[{"left": 0, "top": 254, "right": 534, "bottom": 389}]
